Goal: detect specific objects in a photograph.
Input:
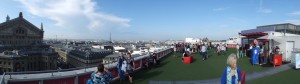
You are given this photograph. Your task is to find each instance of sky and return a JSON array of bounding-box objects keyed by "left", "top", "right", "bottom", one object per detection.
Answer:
[{"left": 0, "top": 0, "right": 300, "bottom": 40}]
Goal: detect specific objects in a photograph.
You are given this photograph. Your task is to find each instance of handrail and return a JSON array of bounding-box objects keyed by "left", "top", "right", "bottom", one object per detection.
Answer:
[
  {"left": 6, "top": 48, "right": 169, "bottom": 75},
  {"left": 0, "top": 72, "right": 5, "bottom": 84},
  {"left": 6, "top": 65, "right": 97, "bottom": 75}
]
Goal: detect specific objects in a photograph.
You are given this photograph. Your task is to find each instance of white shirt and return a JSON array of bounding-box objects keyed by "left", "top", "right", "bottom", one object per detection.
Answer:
[
  {"left": 236, "top": 45, "right": 240, "bottom": 50},
  {"left": 121, "top": 60, "right": 127, "bottom": 72},
  {"left": 221, "top": 45, "right": 226, "bottom": 50},
  {"left": 201, "top": 46, "right": 206, "bottom": 52}
]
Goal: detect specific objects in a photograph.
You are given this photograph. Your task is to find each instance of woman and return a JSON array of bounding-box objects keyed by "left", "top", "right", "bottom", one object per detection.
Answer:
[
  {"left": 221, "top": 54, "right": 241, "bottom": 84},
  {"left": 90, "top": 64, "right": 112, "bottom": 84},
  {"left": 126, "top": 53, "right": 135, "bottom": 84},
  {"left": 217, "top": 44, "right": 221, "bottom": 55}
]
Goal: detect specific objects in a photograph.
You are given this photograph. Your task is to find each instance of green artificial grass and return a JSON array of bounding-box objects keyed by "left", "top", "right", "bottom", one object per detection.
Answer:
[
  {"left": 248, "top": 69, "right": 300, "bottom": 84},
  {"left": 129, "top": 49, "right": 267, "bottom": 84}
]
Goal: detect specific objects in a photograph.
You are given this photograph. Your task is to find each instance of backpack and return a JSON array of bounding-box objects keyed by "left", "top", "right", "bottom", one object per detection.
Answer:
[
  {"left": 87, "top": 78, "right": 94, "bottom": 84},
  {"left": 87, "top": 72, "right": 96, "bottom": 84},
  {"left": 86, "top": 72, "right": 112, "bottom": 84}
]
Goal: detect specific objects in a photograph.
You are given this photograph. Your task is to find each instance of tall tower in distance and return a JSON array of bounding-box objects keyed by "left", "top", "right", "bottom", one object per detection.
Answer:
[{"left": 109, "top": 32, "right": 112, "bottom": 43}]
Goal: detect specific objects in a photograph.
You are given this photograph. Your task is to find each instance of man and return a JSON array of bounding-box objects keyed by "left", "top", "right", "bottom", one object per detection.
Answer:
[
  {"left": 251, "top": 39, "right": 261, "bottom": 65},
  {"left": 201, "top": 43, "right": 207, "bottom": 60},
  {"left": 221, "top": 44, "right": 226, "bottom": 55},
  {"left": 205, "top": 44, "right": 209, "bottom": 59},
  {"left": 236, "top": 44, "right": 240, "bottom": 59}
]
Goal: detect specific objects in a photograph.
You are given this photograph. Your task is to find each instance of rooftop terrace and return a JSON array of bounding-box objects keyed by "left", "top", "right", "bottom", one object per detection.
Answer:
[
  {"left": 0, "top": 48, "right": 297, "bottom": 84},
  {"left": 127, "top": 49, "right": 293, "bottom": 84}
]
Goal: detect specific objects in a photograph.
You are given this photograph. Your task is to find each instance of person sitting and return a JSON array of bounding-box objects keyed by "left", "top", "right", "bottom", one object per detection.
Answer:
[
  {"left": 221, "top": 54, "right": 242, "bottom": 84},
  {"left": 182, "top": 51, "right": 189, "bottom": 62},
  {"left": 152, "top": 53, "right": 159, "bottom": 66},
  {"left": 147, "top": 54, "right": 154, "bottom": 69},
  {"left": 89, "top": 64, "right": 112, "bottom": 84},
  {"left": 142, "top": 61, "right": 149, "bottom": 70}
]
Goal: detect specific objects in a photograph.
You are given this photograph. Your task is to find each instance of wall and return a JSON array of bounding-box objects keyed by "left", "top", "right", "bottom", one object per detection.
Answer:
[{"left": 273, "top": 36, "right": 300, "bottom": 62}]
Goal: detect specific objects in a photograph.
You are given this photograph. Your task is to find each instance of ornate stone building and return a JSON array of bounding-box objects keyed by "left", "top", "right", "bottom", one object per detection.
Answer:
[
  {"left": 0, "top": 12, "right": 58, "bottom": 73},
  {"left": 67, "top": 48, "right": 112, "bottom": 67}
]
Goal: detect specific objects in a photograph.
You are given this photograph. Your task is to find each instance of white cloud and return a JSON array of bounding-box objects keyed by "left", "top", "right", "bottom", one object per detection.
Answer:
[
  {"left": 289, "top": 11, "right": 300, "bottom": 16},
  {"left": 285, "top": 20, "right": 300, "bottom": 25},
  {"left": 212, "top": 7, "right": 229, "bottom": 12},
  {"left": 17, "top": 0, "right": 130, "bottom": 30}
]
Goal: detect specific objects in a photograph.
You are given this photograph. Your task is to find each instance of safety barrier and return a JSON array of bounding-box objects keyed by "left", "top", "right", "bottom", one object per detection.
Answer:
[
  {"left": 3, "top": 48, "right": 173, "bottom": 84},
  {"left": 0, "top": 73, "right": 5, "bottom": 84}
]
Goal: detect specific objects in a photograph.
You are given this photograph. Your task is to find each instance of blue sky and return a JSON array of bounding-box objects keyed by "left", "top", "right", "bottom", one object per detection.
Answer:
[{"left": 0, "top": 0, "right": 300, "bottom": 40}]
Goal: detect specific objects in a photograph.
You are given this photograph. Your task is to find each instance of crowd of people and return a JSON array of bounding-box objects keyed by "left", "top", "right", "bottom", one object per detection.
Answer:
[
  {"left": 174, "top": 42, "right": 229, "bottom": 61},
  {"left": 116, "top": 52, "right": 135, "bottom": 84},
  {"left": 234, "top": 39, "right": 282, "bottom": 66},
  {"left": 143, "top": 53, "right": 160, "bottom": 70}
]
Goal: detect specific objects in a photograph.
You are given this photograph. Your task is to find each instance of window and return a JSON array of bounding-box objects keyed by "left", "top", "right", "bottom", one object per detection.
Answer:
[
  {"left": 0, "top": 61, "right": 2, "bottom": 64},
  {"left": 8, "top": 62, "right": 10, "bottom": 65}
]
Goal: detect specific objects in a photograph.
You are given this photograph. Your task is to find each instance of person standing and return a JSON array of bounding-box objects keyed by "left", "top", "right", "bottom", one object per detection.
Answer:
[
  {"left": 239, "top": 45, "right": 243, "bottom": 58},
  {"left": 214, "top": 44, "right": 217, "bottom": 53},
  {"left": 205, "top": 43, "right": 209, "bottom": 58},
  {"left": 236, "top": 44, "right": 240, "bottom": 59},
  {"left": 217, "top": 44, "right": 221, "bottom": 55},
  {"left": 126, "top": 53, "right": 135, "bottom": 84},
  {"left": 252, "top": 39, "right": 261, "bottom": 65},
  {"left": 201, "top": 43, "right": 207, "bottom": 60},
  {"left": 116, "top": 53, "right": 125, "bottom": 82},
  {"left": 221, "top": 54, "right": 242, "bottom": 84},
  {"left": 221, "top": 44, "right": 226, "bottom": 55},
  {"left": 259, "top": 44, "right": 264, "bottom": 65},
  {"left": 262, "top": 44, "right": 268, "bottom": 65}
]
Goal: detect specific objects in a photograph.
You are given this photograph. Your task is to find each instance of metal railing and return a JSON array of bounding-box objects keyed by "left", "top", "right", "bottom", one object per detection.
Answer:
[
  {"left": 0, "top": 72, "right": 5, "bottom": 84},
  {"left": 6, "top": 65, "right": 97, "bottom": 75}
]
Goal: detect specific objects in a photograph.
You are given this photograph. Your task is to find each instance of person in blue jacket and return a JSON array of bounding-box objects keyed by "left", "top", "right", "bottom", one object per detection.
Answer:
[
  {"left": 251, "top": 39, "right": 261, "bottom": 65},
  {"left": 221, "top": 53, "right": 242, "bottom": 84},
  {"left": 87, "top": 64, "right": 112, "bottom": 84},
  {"left": 116, "top": 53, "right": 125, "bottom": 83}
]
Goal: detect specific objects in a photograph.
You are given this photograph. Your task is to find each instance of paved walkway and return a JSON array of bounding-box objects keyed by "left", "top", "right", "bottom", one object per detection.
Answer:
[{"left": 149, "top": 63, "right": 292, "bottom": 84}]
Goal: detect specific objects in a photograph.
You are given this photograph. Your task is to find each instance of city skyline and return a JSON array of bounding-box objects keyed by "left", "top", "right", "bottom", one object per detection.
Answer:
[{"left": 1, "top": 0, "right": 300, "bottom": 40}]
